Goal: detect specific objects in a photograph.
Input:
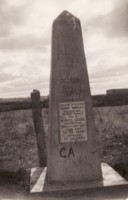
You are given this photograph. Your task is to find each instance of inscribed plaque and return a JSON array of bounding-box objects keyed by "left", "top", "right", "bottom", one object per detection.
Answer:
[{"left": 59, "top": 101, "right": 87, "bottom": 143}]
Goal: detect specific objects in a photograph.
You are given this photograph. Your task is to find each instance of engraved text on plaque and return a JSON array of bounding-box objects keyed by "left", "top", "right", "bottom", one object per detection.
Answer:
[{"left": 59, "top": 101, "right": 87, "bottom": 143}]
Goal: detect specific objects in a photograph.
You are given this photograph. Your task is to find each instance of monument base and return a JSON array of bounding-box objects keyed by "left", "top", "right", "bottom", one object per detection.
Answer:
[{"left": 30, "top": 163, "right": 128, "bottom": 196}]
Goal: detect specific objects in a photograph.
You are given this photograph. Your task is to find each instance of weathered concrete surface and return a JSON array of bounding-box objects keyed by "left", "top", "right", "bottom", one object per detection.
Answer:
[
  {"left": 30, "top": 163, "right": 128, "bottom": 198},
  {"left": 3, "top": 189, "right": 128, "bottom": 200},
  {"left": 29, "top": 188, "right": 128, "bottom": 200},
  {"left": 3, "top": 162, "right": 128, "bottom": 200},
  {"left": 47, "top": 10, "right": 102, "bottom": 183}
]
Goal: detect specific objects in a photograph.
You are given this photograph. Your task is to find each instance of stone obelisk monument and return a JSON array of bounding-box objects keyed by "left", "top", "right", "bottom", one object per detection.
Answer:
[{"left": 47, "top": 11, "right": 102, "bottom": 183}]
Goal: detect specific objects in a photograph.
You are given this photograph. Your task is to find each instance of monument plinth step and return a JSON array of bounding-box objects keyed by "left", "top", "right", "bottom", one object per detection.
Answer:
[{"left": 30, "top": 163, "right": 128, "bottom": 196}]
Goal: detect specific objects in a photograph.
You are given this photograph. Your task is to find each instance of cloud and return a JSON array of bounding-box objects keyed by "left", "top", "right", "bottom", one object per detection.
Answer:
[
  {"left": 0, "top": 0, "right": 57, "bottom": 52},
  {"left": 12, "top": 0, "right": 59, "bottom": 37},
  {"left": 0, "top": 74, "right": 49, "bottom": 98},
  {"left": 0, "top": 35, "right": 50, "bottom": 51},
  {"left": 0, "top": 0, "right": 128, "bottom": 97},
  {"left": 90, "top": 73, "right": 128, "bottom": 95},
  {"left": 0, "top": 72, "right": 20, "bottom": 82},
  {"left": 87, "top": 1, "right": 128, "bottom": 38},
  {"left": 0, "top": 0, "right": 27, "bottom": 37},
  {"left": 0, "top": 50, "right": 50, "bottom": 98},
  {"left": 89, "top": 62, "right": 128, "bottom": 95},
  {"left": 85, "top": 35, "right": 128, "bottom": 72},
  {"left": 83, "top": 32, "right": 128, "bottom": 95}
]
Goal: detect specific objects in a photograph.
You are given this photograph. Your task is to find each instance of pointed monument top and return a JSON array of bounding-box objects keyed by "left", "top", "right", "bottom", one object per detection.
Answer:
[{"left": 54, "top": 10, "right": 79, "bottom": 22}]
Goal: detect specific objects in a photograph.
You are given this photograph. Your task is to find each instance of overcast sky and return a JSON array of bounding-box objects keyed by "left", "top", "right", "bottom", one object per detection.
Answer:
[{"left": 0, "top": 0, "right": 128, "bottom": 98}]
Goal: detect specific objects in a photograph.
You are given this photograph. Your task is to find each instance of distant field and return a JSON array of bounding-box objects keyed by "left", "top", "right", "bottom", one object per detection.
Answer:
[
  {"left": 0, "top": 109, "right": 49, "bottom": 171},
  {"left": 0, "top": 105, "right": 128, "bottom": 194},
  {"left": 94, "top": 106, "right": 128, "bottom": 180},
  {"left": 0, "top": 94, "right": 128, "bottom": 112}
]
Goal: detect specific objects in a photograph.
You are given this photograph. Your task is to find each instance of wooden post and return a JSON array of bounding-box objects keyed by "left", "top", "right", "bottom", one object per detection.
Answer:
[{"left": 31, "top": 90, "right": 47, "bottom": 167}]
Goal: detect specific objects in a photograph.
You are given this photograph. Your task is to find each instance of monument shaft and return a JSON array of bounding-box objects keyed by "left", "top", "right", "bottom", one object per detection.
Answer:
[{"left": 47, "top": 11, "right": 102, "bottom": 183}]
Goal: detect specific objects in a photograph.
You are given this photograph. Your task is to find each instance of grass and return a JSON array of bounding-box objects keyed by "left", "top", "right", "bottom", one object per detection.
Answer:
[
  {"left": 0, "top": 106, "right": 128, "bottom": 195},
  {"left": 94, "top": 106, "right": 128, "bottom": 180}
]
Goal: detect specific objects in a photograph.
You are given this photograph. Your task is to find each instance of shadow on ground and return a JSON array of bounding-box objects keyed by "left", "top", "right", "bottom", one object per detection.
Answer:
[{"left": 0, "top": 168, "right": 30, "bottom": 198}]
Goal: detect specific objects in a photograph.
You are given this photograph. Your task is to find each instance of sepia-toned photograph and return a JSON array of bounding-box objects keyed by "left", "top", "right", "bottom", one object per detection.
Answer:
[{"left": 0, "top": 0, "right": 128, "bottom": 199}]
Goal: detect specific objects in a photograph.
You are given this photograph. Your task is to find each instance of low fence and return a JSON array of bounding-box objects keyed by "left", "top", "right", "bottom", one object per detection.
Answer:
[
  {"left": 0, "top": 99, "right": 47, "bottom": 112},
  {"left": 0, "top": 94, "right": 128, "bottom": 112},
  {"left": 1, "top": 91, "right": 128, "bottom": 167}
]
